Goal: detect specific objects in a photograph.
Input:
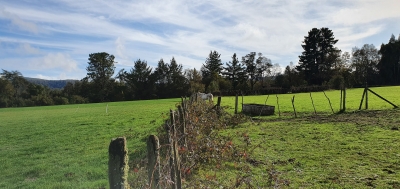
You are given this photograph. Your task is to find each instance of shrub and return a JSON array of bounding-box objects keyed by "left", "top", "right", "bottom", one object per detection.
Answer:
[{"left": 329, "top": 75, "right": 345, "bottom": 89}]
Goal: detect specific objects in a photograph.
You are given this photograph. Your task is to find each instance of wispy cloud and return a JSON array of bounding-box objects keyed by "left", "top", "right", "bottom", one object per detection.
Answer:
[
  {"left": 0, "top": 7, "right": 40, "bottom": 34},
  {"left": 0, "top": 0, "right": 399, "bottom": 79}
]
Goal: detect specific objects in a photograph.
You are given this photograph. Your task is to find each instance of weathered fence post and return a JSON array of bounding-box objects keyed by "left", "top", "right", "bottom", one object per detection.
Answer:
[
  {"left": 264, "top": 95, "right": 270, "bottom": 105},
  {"left": 169, "top": 110, "right": 182, "bottom": 189},
  {"left": 291, "top": 95, "right": 297, "bottom": 118},
  {"left": 147, "top": 135, "right": 160, "bottom": 189},
  {"left": 309, "top": 93, "right": 316, "bottom": 115},
  {"left": 365, "top": 82, "right": 368, "bottom": 109},
  {"left": 323, "top": 91, "right": 334, "bottom": 114},
  {"left": 177, "top": 105, "right": 187, "bottom": 147},
  {"left": 235, "top": 94, "right": 238, "bottom": 114},
  {"left": 276, "top": 95, "right": 281, "bottom": 117},
  {"left": 343, "top": 87, "right": 346, "bottom": 111},
  {"left": 359, "top": 88, "right": 366, "bottom": 110},
  {"left": 108, "top": 137, "right": 129, "bottom": 189}
]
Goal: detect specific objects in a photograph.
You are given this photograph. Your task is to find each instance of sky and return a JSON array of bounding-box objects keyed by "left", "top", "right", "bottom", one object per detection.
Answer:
[{"left": 1, "top": 0, "right": 400, "bottom": 80}]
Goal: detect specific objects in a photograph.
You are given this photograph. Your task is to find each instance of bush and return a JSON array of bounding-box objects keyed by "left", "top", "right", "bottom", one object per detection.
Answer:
[
  {"left": 53, "top": 96, "right": 69, "bottom": 105},
  {"left": 69, "top": 95, "right": 88, "bottom": 104},
  {"left": 329, "top": 75, "right": 345, "bottom": 89},
  {"left": 132, "top": 99, "right": 262, "bottom": 188}
]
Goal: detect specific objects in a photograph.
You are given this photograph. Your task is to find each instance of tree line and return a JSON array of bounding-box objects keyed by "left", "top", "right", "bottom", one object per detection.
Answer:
[{"left": 1, "top": 28, "right": 400, "bottom": 107}]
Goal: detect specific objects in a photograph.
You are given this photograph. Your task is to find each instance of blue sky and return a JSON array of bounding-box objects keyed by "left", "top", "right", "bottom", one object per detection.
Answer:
[{"left": 1, "top": 0, "right": 399, "bottom": 80}]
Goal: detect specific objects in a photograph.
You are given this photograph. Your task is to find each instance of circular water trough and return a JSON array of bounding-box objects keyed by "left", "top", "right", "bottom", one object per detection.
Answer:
[{"left": 242, "top": 103, "right": 275, "bottom": 116}]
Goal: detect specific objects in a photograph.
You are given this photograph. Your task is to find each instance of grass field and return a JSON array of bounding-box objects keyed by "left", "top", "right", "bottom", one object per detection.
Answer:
[{"left": 0, "top": 86, "right": 399, "bottom": 188}]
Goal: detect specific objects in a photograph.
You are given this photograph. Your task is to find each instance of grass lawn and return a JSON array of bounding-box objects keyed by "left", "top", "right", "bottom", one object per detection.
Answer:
[{"left": 0, "top": 86, "right": 399, "bottom": 188}]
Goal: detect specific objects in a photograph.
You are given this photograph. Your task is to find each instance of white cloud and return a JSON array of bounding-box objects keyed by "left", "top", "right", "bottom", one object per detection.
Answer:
[
  {"left": 115, "top": 37, "right": 127, "bottom": 60},
  {"left": 1, "top": 0, "right": 400, "bottom": 79},
  {"left": 34, "top": 53, "right": 78, "bottom": 72},
  {"left": 0, "top": 8, "right": 40, "bottom": 33},
  {"left": 16, "top": 43, "right": 41, "bottom": 55}
]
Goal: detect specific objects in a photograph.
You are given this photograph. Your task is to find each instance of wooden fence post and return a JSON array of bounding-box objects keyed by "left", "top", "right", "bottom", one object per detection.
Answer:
[
  {"left": 235, "top": 94, "right": 238, "bottom": 114},
  {"left": 343, "top": 87, "right": 346, "bottom": 111},
  {"left": 309, "top": 93, "right": 316, "bottom": 115},
  {"left": 177, "top": 105, "right": 187, "bottom": 147},
  {"left": 365, "top": 83, "right": 368, "bottom": 109},
  {"left": 169, "top": 110, "right": 182, "bottom": 189},
  {"left": 291, "top": 95, "right": 297, "bottom": 118},
  {"left": 147, "top": 135, "right": 160, "bottom": 189},
  {"left": 276, "top": 95, "right": 281, "bottom": 117},
  {"left": 359, "top": 88, "right": 366, "bottom": 110},
  {"left": 323, "top": 91, "right": 334, "bottom": 114},
  {"left": 108, "top": 137, "right": 129, "bottom": 189}
]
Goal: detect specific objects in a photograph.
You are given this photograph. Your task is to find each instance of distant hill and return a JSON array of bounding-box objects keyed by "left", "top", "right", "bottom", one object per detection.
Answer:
[{"left": 25, "top": 77, "right": 78, "bottom": 89}]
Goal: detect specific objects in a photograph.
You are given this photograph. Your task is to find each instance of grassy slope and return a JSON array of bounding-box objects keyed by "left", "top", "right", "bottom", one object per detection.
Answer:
[
  {"left": 0, "top": 99, "right": 181, "bottom": 189},
  {"left": 0, "top": 86, "right": 399, "bottom": 188}
]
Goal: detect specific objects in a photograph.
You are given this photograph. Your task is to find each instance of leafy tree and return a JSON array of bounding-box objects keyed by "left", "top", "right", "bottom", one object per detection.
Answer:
[
  {"left": 242, "top": 52, "right": 257, "bottom": 90},
  {"left": 222, "top": 53, "right": 246, "bottom": 90},
  {"left": 85, "top": 52, "right": 116, "bottom": 102},
  {"left": 242, "top": 52, "right": 271, "bottom": 90},
  {"left": 1, "top": 69, "right": 29, "bottom": 99},
  {"left": 351, "top": 44, "right": 380, "bottom": 86},
  {"left": 378, "top": 35, "right": 400, "bottom": 85},
  {"left": 296, "top": 28, "right": 339, "bottom": 85},
  {"left": 274, "top": 62, "right": 304, "bottom": 88},
  {"left": 185, "top": 68, "right": 205, "bottom": 94},
  {"left": 0, "top": 77, "right": 14, "bottom": 107},
  {"left": 255, "top": 53, "right": 273, "bottom": 88},
  {"left": 202, "top": 50, "right": 223, "bottom": 91}
]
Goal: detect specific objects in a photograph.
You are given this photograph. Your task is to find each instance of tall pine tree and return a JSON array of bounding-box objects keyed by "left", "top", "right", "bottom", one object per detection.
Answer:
[
  {"left": 201, "top": 50, "right": 223, "bottom": 92},
  {"left": 223, "top": 53, "right": 247, "bottom": 90},
  {"left": 296, "top": 28, "right": 338, "bottom": 85}
]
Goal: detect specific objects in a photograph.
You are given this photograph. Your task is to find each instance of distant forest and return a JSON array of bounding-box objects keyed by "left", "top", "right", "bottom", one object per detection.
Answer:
[
  {"left": 24, "top": 77, "right": 78, "bottom": 89},
  {"left": 1, "top": 28, "right": 400, "bottom": 108}
]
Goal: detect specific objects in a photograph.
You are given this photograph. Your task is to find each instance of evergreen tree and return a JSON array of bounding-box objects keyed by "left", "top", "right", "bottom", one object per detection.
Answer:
[
  {"left": 167, "top": 57, "right": 189, "bottom": 97},
  {"left": 296, "top": 28, "right": 338, "bottom": 85},
  {"left": 222, "top": 53, "right": 246, "bottom": 90},
  {"left": 378, "top": 35, "right": 400, "bottom": 85},
  {"left": 154, "top": 59, "right": 169, "bottom": 98},
  {"left": 85, "top": 52, "right": 116, "bottom": 102},
  {"left": 202, "top": 50, "right": 222, "bottom": 91},
  {"left": 124, "top": 59, "right": 155, "bottom": 100}
]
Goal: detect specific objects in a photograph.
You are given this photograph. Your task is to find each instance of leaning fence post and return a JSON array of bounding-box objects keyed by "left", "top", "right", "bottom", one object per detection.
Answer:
[
  {"left": 108, "top": 137, "right": 129, "bottom": 189},
  {"left": 323, "top": 91, "right": 334, "bottom": 114},
  {"left": 310, "top": 93, "right": 317, "bottom": 115},
  {"left": 291, "top": 95, "right": 297, "bottom": 118},
  {"left": 147, "top": 135, "right": 160, "bottom": 189}
]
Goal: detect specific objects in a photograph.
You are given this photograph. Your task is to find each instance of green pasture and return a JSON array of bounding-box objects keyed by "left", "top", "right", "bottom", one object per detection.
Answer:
[{"left": 0, "top": 86, "right": 399, "bottom": 188}]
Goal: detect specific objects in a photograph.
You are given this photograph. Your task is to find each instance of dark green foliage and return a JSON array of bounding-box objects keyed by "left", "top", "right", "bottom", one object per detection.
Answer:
[
  {"left": 223, "top": 53, "right": 247, "bottom": 90},
  {"left": 329, "top": 75, "right": 345, "bottom": 89},
  {"left": 122, "top": 59, "right": 155, "bottom": 100},
  {"left": 243, "top": 52, "right": 272, "bottom": 90},
  {"left": 378, "top": 34, "right": 400, "bottom": 85},
  {"left": 85, "top": 52, "right": 116, "bottom": 102},
  {"left": 350, "top": 44, "right": 380, "bottom": 86},
  {"left": 296, "top": 28, "right": 339, "bottom": 85},
  {"left": 274, "top": 64, "right": 305, "bottom": 88},
  {"left": 185, "top": 68, "right": 205, "bottom": 94},
  {"left": 202, "top": 50, "right": 223, "bottom": 91}
]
